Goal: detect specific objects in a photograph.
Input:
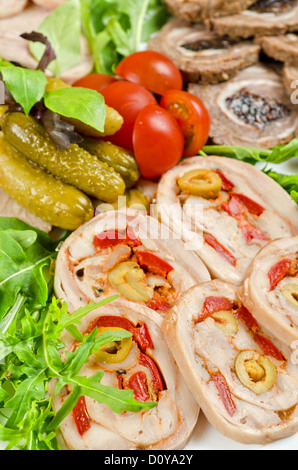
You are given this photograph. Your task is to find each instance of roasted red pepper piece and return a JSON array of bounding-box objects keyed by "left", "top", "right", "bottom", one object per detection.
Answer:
[
  {"left": 88, "top": 316, "right": 154, "bottom": 352},
  {"left": 229, "top": 193, "right": 265, "bottom": 216},
  {"left": 197, "top": 296, "right": 235, "bottom": 322},
  {"left": 211, "top": 372, "right": 236, "bottom": 417},
  {"left": 216, "top": 170, "right": 234, "bottom": 192},
  {"left": 94, "top": 227, "right": 141, "bottom": 250},
  {"left": 137, "top": 251, "right": 174, "bottom": 278},
  {"left": 253, "top": 333, "right": 285, "bottom": 362},
  {"left": 139, "top": 353, "right": 165, "bottom": 392},
  {"left": 129, "top": 371, "right": 150, "bottom": 402},
  {"left": 204, "top": 233, "right": 236, "bottom": 267},
  {"left": 268, "top": 259, "right": 292, "bottom": 291},
  {"left": 72, "top": 396, "right": 91, "bottom": 436},
  {"left": 235, "top": 306, "right": 258, "bottom": 332},
  {"left": 147, "top": 294, "right": 172, "bottom": 313}
]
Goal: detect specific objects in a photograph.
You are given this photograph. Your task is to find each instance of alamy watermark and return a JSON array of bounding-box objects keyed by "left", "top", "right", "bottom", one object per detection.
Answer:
[
  {"left": 0, "top": 80, "right": 4, "bottom": 105},
  {"left": 291, "top": 80, "right": 298, "bottom": 105}
]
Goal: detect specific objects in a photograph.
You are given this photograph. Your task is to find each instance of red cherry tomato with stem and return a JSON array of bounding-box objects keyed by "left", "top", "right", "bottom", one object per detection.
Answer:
[
  {"left": 101, "top": 81, "right": 158, "bottom": 151},
  {"left": 73, "top": 73, "right": 117, "bottom": 93},
  {"left": 133, "top": 104, "right": 184, "bottom": 179},
  {"left": 160, "top": 90, "right": 211, "bottom": 157},
  {"left": 115, "top": 51, "right": 183, "bottom": 96}
]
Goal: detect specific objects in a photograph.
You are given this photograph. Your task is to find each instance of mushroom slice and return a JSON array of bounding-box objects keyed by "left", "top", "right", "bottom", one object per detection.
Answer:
[
  {"left": 188, "top": 65, "right": 298, "bottom": 148},
  {"left": 162, "top": 280, "right": 298, "bottom": 444},
  {"left": 51, "top": 301, "right": 199, "bottom": 450},
  {"left": 148, "top": 18, "right": 260, "bottom": 85},
  {"left": 54, "top": 209, "right": 210, "bottom": 315},
  {"left": 155, "top": 156, "right": 298, "bottom": 286},
  {"left": 239, "top": 236, "right": 298, "bottom": 345},
  {"left": 210, "top": 0, "right": 298, "bottom": 39},
  {"left": 164, "top": 0, "right": 256, "bottom": 23}
]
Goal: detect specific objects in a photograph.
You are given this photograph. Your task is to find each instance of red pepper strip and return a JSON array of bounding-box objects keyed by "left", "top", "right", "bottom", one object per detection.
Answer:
[
  {"left": 72, "top": 396, "right": 91, "bottom": 436},
  {"left": 128, "top": 372, "right": 150, "bottom": 402},
  {"left": 139, "top": 352, "right": 165, "bottom": 392},
  {"left": 235, "top": 306, "right": 259, "bottom": 332},
  {"left": 268, "top": 259, "right": 292, "bottom": 291},
  {"left": 94, "top": 228, "right": 141, "bottom": 250},
  {"left": 137, "top": 251, "right": 174, "bottom": 278},
  {"left": 147, "top": 295, "right": 172, "bottom": 313},
  {"left": 253, "top": 333, "right": 285, "bottom": 361},
  {"left": 197, "top": 296, "right": 235, "bottom": 323},
  {"left": 88, "top": 316, "right": 154, "bottom": 352},
  {"left": 229, "top": 193, "right": 265, "bottom": 216},
  {"left": 211, "top": 372, "right": 236, "bottom": 417},
  {"left": 221, "top": 195, "right": 270, "bottom": 244},
  {"left": 216, "top": 170, "right": 234, "bottom": 192},
  {"left": 204, "top": 233, "right": 236, "bottom": 267}
]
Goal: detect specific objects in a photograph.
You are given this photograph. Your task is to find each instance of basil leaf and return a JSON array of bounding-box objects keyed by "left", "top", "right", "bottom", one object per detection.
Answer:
[
  {"left": 44, "top": 87, "right": 106, "bottom": 133},
  {"left": 0, "top": 65, "right": 47, "bottom": 115},
  {"left": 29, "top": 0, "right": 82, "bottom": 77}
]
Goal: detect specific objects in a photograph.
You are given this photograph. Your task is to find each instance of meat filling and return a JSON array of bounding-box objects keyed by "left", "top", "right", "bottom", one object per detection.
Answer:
[
  {"left": 226, "top": 89, "right": 290, "bottom": 129},
  {"left": 181, "top": 37, "right": 238, "bottom": 52},
  {"left": 249, "top": 0, "right": 296, "bottom": 14}
]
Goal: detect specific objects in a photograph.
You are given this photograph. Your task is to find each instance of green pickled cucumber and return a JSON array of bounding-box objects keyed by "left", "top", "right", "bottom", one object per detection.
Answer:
[
  {"left": 81, "top": 138, "right": 140, "bottom": 189},
  {"left": 0, "top": 135, "right": 94, "bottom": 231},
  {"left": 2, "top": 113, "right": 126, "bottom": 203}
]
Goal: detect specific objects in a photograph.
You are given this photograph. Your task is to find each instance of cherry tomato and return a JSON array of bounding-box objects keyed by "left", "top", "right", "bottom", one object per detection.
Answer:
[
  {"left": 101, "top": 81, "right": 157, "bottom": 151},
  {"left": 72, "top": 73, "right": 117, "bottom": 93},
  {"left": 160, "top": 90, "right": 211, "bottom": 157},
  {"left": 115, "top": 51, "right": 183, "bottom": 96},
  {"left": 133, "top": 104, "right": 184, "bottom": 179}
]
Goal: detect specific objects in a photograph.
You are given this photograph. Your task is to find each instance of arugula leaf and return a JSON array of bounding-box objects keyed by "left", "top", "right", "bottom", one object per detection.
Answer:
[
  {"left": 0, "top": 63, "right": 47, "bottom": 115},
  {"left": 44, "top": 87, "right": 106, "bottom": 133},
  {"left": 29, "top": 0, "right": 82, "bottom": 77},
  {"left": 264, "top": 170, "right": 298, "bottom": 203}
]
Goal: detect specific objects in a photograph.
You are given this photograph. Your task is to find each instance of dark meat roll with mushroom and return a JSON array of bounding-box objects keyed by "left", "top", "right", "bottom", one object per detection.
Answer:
[
  {"left": 148, "top": 19, "right": 260, "bottom": 85},
  {"left": 188, "top": 65, "right": 298, "bottom": 148},
  {"left": 164, "top": 0, "right": 256, "bottom": 23},
  {"left": 162, "top": 280, "right": 298, "bottom": 444},
  {"left": 210, "top": 0, "right": 298, "bottom": 39},
  {"left": 154, "top": 156, "right": 298, "bottom": 286},
  {"left": 239, "top": 237, "right": 298, "bottom": 345},
  {"left": 257, "top": 34, "right": 298, "bottom": 66},
  {"left": 50, "top": 301, "right": 199, "bottom": 450},
  {"left": 54, "top": 209, "right": 210, "bottom": 316}
]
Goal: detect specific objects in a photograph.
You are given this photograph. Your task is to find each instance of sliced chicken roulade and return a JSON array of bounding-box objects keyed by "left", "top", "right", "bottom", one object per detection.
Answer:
[
  {"left": 188, "top": 65, "right": 298, "bottom": 148},
  {"left": 154, "top": 156, "right": 298, "bottom": 286},
  {"left": 148, "top": 19, "right": 260, "bottom": 85},
  {"left": 54, "top": 209, "right": 210, "bottom": 315},
  {"left": 51, "top": 301, "right": 199, "bottom": 450},
  {"left": 0, "top": 0, "right": 28, "bottom": 19},
  {"left": 239, "top": 237, "right": 298, "bottom": 345},
  {"left": 162, "top": 280, "right": 298, "bottom": 444}
]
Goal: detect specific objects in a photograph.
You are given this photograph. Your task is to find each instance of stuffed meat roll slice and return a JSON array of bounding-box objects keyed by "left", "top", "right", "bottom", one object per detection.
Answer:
[
  {"left": 155, "top": 156, "right": 298, "bottom": 285},
  {"left": 54, "top": 209, "right": 210, "bottom": 315},
  {"left": 239, "top": 237, "right": 298, "bottom": 345},
  {"left": 188, "top": 65, "right": 298, "bottom": 148},
  {"left": 210, "top": 0, "right": 298, "bottom": 39},
  {"left": 51, "top": 301, "right": 199, "bottom": 450},
  {"left": 162, "top": 280, "right": 298, "bottom": 444},
  {"left": 148, "top": 19, "right": 260, "bottom": 85}
]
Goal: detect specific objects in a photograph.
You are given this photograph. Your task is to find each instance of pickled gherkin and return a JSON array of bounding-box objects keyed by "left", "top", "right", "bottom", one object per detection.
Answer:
[
  {"left": 0, "top": 136, "right": 94, "bottom": 230},
  {"left": 2, "top": 113, "right": 126, "bottom": 203},
  {"left": 81, "top": 138, "right": 140, "bottom": 188}
]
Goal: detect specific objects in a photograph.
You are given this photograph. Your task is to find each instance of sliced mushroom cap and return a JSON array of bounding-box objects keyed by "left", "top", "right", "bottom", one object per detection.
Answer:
[
  {"left": 210, "top": 1, "right": 298, "bottom": 39},
  {"left": 54, "top": 209, "right": 210, "bottom": 315},
  {"left": 50, "top": 301, "right": 199, "bottom": 450},
  {"left": 239, "top": 236, "right": 298, "bottom": 345},
  {"left": 148, "top": 18, "right": 260, "bottom": 85},
  {"left": 188, "top": 65, "right": 298, "bottom": 148},
  {"left": 155, "top": 156, "right": 298, "bottom": 286},
  {"left": 164, "top": 0, "right": 256, "bottom": 22},
  {"left": 162, "top": 280, "right": 298, "bottom": 444}
]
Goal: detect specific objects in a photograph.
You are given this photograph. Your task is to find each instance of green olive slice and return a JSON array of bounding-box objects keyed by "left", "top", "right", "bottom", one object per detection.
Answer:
[
  {"left": 177, "top": 169, "right": 222, "bottom": 199},
  {"left": 280, "top": 283, "right": 298, "bottom": 308},
  {"left": 94, "top": 327, "right": 132, "bottom": 364},
  {"left": 235, "top": 351, "right": 277, "bottom": 395},
  {"left": 108, "top": 261, "right": 153, "bottom": 302},
  {"left": 212, "top": 310, "right": 238, "bottom": 335}
]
